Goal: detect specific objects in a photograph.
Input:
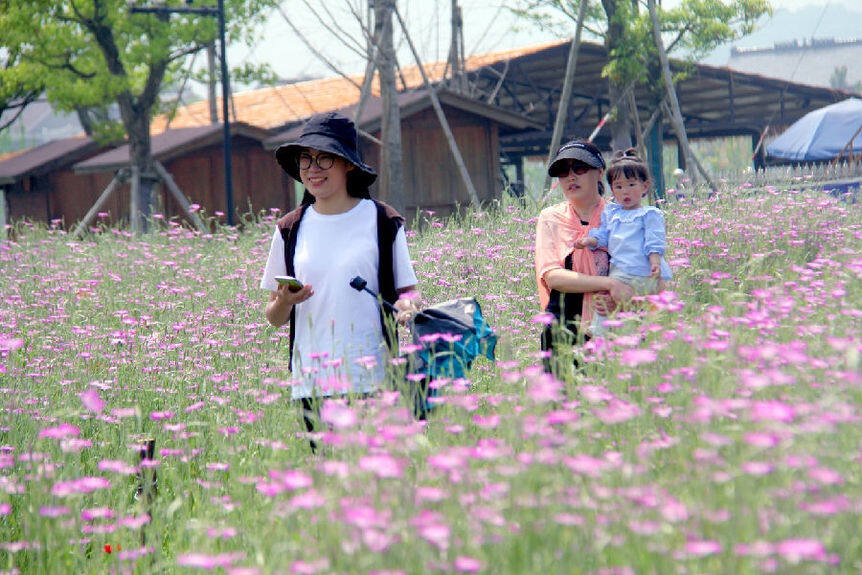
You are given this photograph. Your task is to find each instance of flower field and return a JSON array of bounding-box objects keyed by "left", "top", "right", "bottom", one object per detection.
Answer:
[{"left": 0, "top": 185, "right": 860, "bottom": 574}]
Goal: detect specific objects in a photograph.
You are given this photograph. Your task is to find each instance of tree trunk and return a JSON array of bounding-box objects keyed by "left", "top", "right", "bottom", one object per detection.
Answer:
[
  {"left": 601, "top": 0, "right": 635, "bottom": 151},
  {"left": 375, "top": 0, "right": 404, "bottom": 214},
  {"left": 544, "top": 0, "right": 588, "bottom": 193},
  {"left": 126, "top": 111, "right": 157, "bottom": 235},
  {"left": 648, "top": 0, "right": 717, "bottom": 194},
  {"left": 392, "top": 5, "right": 480, "bottom": 209}
]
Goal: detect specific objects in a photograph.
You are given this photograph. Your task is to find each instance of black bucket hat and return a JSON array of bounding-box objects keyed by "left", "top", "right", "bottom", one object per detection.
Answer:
[
  {"left": 275, "top": 112, "right": 377, "bottom": 188},
  {"left": 548, "top": 139, "right": 606, "bottom": 177}
]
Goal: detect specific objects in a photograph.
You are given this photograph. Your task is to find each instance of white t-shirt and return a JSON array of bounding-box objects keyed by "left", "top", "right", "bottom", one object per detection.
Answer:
[{"left": 260, "top": 199, "right": 418, "bottom": 399}]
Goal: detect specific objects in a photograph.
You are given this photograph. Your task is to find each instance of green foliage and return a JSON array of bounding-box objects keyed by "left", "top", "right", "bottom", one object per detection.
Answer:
[
  {"left": 507, "top": 0, "right": 772, "bottom": 95},
  {"left": 662, "top": 0, "right": 772, "bottom": 59},
  {"left": 829, "top": 65, "right": 862, "bottom": 94},
  {"left": 0, "top": 4, "right": 45, "bottom": 129},
  {"left": 0, "top": 187, "right": 859, "bottom": 573},
  {"left": 0, "top": 0, "right": 278, "bottom": 142}
]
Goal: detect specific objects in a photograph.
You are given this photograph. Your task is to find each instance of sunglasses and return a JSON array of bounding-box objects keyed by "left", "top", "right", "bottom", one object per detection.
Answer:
[
  {"left": 298, "top": 152, "right": 336, "bottom": 171},
  {"left": 555, "top": 161, "right": 594, "bottom": 177}
]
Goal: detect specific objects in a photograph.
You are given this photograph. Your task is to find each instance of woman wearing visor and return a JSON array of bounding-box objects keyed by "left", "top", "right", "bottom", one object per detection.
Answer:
[{"left": 534, "top": 139, "right": 633, "bottom": 374}]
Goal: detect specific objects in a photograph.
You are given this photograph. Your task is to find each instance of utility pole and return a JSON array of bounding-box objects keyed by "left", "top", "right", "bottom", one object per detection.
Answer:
[
  {"left": 447, "top": 0, "right": 466, "bottom": 92},
  {"left": 129, "top": 0, "right": 235, "bottom": 225}
]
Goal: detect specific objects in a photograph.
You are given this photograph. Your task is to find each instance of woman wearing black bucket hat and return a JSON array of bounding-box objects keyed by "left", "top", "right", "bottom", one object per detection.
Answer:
[
  {"left": 534, "top": 139, "right": 634, "bottom": 375},
  {"left": 260, "top": 112, "right": 420, "bottom": 449}
]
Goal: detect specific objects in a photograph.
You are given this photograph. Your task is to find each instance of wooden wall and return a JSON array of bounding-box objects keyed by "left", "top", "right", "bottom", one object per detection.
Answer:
[
  {"left": 162, "top": 136, "right": 291, "bottom": 222},
  {"left": 4, "top": 109, "right": 506, "bottom": 229},
  {"left": 362, "top": 106, "right": 502, "bottom": 222},
  {"left": 3, "top": 136, "right": 293, "bottom": 229},
  {"left": 4, "top": 170, "right": 116, "bottom": 228}
]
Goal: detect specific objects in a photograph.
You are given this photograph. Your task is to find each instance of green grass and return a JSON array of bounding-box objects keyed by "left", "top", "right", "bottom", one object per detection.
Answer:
[{"left": 0, "top": 186, "right": 859, "bottom": 574}]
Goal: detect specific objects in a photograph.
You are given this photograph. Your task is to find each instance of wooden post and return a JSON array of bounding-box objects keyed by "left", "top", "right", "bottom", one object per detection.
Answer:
[
  {"left": 153, "top": 162, "right": 207, "bottom": 232},
  {"left": 353, "top": 2, "right": 383, "bottom": 130},
  {"left": 648, "top": 121, "right": 665, "bottom": 202},
  {"left": 72, "top": 169, "right": 129, "bottom": 239},
  {"left": 129, "top": 165, "right": 141, "bottom": 236},
  {"left": 393, "top": 5, "right": 481, "bottom": 208},
  {"left": 0, "top": 188, "right": 7, "bottom": 240},
  {"left": 376, "top": 0, "right": 405, "bottom": 213}
]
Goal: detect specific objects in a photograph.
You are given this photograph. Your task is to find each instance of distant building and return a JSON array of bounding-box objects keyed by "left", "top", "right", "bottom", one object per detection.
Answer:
[
  {"left": 727, "top": 37, "right": 862, "bottom": 93},
  {"left": 0, "top": 98, "right": 84, "bottom": 154}
]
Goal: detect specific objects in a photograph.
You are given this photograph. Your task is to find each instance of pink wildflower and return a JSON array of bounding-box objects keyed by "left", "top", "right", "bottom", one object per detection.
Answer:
[
  {"left": 453, "top": 556, "right": 484, "bottom": 573},
  {"left": 319, "top": 401, "right": 358, "bottom": 429},
  {"left": 619, "top": 348, "right": 657, "bottom": 366},
  {"left": 775, "top": 539, "right": 827, "bottom": 563},
  {"left": 359, "top": 453, "right": 404, "bottom": 478},
  {"left": 38, "top": 423, "right": 80, "bottom": 440},
  {"left": 684, "top": 540, "right": 723, "bottom": 556},
  {"left": 51, "top": 476, "right": 111, "bottom": 497},
  {"left": 79, "top": 388, "right": 105, "bottom": 414},
  {"left": 177, "top": 552, "right": 245, "bottom": 569}
]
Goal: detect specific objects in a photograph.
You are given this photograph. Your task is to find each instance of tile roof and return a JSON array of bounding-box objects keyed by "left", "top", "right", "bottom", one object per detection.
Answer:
[
  {"left": 0, "top": 135, "right": 100, "bottom": 184},
  {"left": 263, "top": 89, "right": 543, "bottom": 149},
  {"left": 152, "top": 40, "right": 564, "bottom": 133},
  {"left": 74, "top": 122, "right": 271, "bottom": 173}
]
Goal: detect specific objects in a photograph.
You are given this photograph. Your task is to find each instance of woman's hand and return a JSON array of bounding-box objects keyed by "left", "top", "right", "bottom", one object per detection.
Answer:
[
  {"left": 607, "top": 278, "right": 634, "bottom": 306},
  {"left": 593, "top": 279, "right": 634, "bottom": 316},
  {"left": 265, "top": 283, "right": 313, "bottom": 327},
  {"left": 276, "top": 282, "right": 313, "bottom": 306},
  {"left": 593, "top": 292, "right": 615, "bottom": 316}
]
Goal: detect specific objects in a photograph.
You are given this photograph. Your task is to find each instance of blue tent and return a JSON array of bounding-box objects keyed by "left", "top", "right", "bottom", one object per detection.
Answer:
[{"left": 767, "top": 98, "right": 862, "bottom": 162}]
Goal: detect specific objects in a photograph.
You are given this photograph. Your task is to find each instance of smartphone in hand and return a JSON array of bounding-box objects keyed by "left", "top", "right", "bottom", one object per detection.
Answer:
[{"left": 274, "top": 275, "right": 303, "bottom": 292}]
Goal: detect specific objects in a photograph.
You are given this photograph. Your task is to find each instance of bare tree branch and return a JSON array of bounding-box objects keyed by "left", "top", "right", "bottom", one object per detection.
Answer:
[{"left": 276, "top": 5, "right": 362, "bottom": 90}]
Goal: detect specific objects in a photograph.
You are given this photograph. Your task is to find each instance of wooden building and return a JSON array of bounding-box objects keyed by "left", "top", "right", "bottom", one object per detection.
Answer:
[
  {"left": 6, "top": 38, "right": 855, "bottom": 229},
  {"left": 0, "top": 136, "right": 112, "bottom": 229},
  {"left": 264, "top": 89, "right": 540, "bottom": 221},
  {"left": 73, "top": 123, "right": 288, "bottom": 226}
]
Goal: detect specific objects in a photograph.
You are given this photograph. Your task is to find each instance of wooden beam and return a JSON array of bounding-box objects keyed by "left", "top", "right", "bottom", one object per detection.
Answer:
[
  {"left": 153, "top": 162, "right": 207, "bottom": 233},
  {"left": 393, "top": 5, "right": 480, "bottom": 208},
  {"left": 73, "top": 169, "right": 129, "bottom": 239}
]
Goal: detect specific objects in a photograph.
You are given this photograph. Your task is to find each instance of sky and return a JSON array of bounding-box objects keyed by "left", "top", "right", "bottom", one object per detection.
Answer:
[{"left": 224, "top": 0, "right": 862, "bottom": 90}]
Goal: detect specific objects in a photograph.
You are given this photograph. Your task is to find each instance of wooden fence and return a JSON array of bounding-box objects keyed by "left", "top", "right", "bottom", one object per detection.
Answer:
[{"left": 670, "top": 160, "right": 862, "bottom": 201}]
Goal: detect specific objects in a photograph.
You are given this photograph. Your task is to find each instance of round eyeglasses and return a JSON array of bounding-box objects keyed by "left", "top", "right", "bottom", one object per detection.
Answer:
[{"left": 298, "top": 152, "right": 336, "bottom": 171}]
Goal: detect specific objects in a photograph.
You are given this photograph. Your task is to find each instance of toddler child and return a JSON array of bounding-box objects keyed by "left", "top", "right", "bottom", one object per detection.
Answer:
[{"left": 573, "top": 148, "right": 672, "bottom": 336}]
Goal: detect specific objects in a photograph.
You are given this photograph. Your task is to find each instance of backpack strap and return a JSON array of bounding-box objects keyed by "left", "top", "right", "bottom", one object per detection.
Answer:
[
  {"left": 276, "top": 200, "right": 406, "bottom": 366},
  {"left": 276, "top": 205, "right": 309, "bottom": 371},
  {"left": 373, "top": 199, "right": 405, "bottom": 350}
]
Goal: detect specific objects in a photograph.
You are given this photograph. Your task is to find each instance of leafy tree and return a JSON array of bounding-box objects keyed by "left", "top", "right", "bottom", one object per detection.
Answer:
[
  {"left": 0, "top": 0, "right": 276, "bottom": 231},
  {"left": 509, "top": 0, "right": 771, "bottom": 150},
  {"left": 0, "top": 9, "right": 45, "bottom": 132},
  {"left": 829, "top": 65, "right": 861, "bottom": 95}
]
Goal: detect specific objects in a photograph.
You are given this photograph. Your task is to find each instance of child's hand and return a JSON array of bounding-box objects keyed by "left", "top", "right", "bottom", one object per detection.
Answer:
[
  {"left": 648, "top": 253, "right": 661, "bottom": 279},
  {"left": 573, "top": 237, "right": 596, "bottom": 249}
]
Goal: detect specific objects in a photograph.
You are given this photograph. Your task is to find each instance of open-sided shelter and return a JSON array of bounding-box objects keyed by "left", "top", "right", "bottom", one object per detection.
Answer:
[
  {"left": 449, "top": 39, "right": 857, "bottom": 189},
  {"left": 159, "top": 38, "right": 857, "bottom": 198}
]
